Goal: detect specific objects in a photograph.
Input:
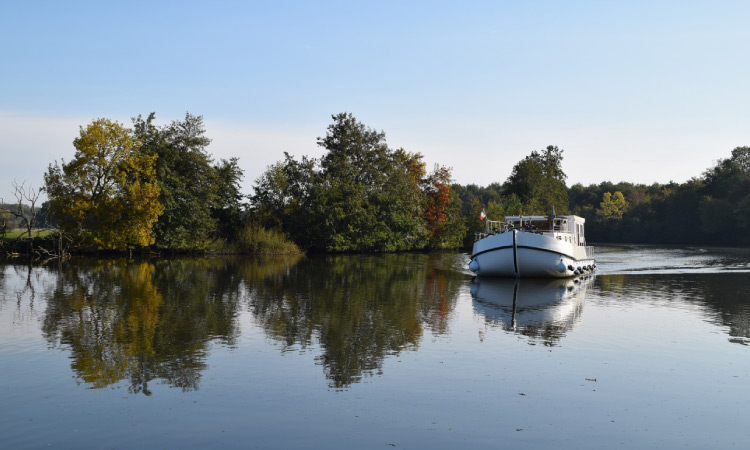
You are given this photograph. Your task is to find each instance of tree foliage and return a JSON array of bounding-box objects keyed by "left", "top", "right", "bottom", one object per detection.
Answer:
[
  {"left": 597, "top": 191, "right": 629, "bottom": 221},
  {"left": 44, "top": 118, "right": 163, "bottom": 250},
  {"left": 133, "top": 113, "right": 245, "bottom": 249},
  {"left": 422, "top": 165, "right": 465, "bottom": 248},
  {"left": 564, "top": 146, "right": 750, "bottom": 245},
  {"left": 250, "top": 113, "right": 464, "bottom": 251},
  {"left": 503, "top": 145, "right": 568, "bottom": 214},
  {"left": 36, "top": 112, "right": 750, "bottom": 252}
]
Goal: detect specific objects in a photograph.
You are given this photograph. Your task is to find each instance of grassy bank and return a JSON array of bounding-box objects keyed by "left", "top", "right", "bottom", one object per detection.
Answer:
[{"left": 2, "top": 225, "right": 302, "bottom": 257}]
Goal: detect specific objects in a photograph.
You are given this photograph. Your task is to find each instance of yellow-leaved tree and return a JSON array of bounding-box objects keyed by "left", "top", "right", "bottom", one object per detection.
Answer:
[
  {"left": 597, "top": 191, "right": 629, "bottom": 221},
  {"left": 45, "top": 118, "right": 163, "bottom": 250}
]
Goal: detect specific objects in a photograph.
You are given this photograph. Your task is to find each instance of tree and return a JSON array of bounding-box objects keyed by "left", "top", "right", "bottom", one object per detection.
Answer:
[
  {"left": 422, "top": 165, "right": 465, "bottom": 248},
  {"left": 133, "top": 113, "right": 214, "bottom": 249},
  {"left": 45, "top": 118, "right": 163, "bottom": 250},
  {"left": 597, "top": 191, "right": 629, "bottom": 221},
  {"left": 251, "top": 113, "right": 449, "bottom": 251},
  {"left": 1, "top": 180, "right": 43, "bottom": 239},
  {"left": 735, "top": 194, "right": 750, "bottom": 237},
  {"left": 251, "top": 152, "right": 316, "bottom": 237},
  {"left": 133, "top": 112, "right": 245, "bottom": 249},
  {"left": 211, "top": 157, "right": 245, "bottom": 241},
  {"left": 503, "top": 145, "right": 569, "bottom": 214},
  {"left": 731, "top": 146, "right": 750, "bottom": 174},
  {"left": 698, "top": 196, "right": 734, "bottom": 235},
  {"left": 308, "top": 113, "right": 430, "bottom": 251}
]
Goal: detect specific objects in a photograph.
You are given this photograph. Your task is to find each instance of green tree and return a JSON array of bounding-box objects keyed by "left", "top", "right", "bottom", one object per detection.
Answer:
[
  {"left": 504, "top": 193, "right": 523, "bottom": 215},
  {"left": 250, "top": 113, "right": 472, "bottom": 251},
  {"left": 735, "top": 194, "right": 750, "bottom": 235},
  {"left": 44, "top": 118, "right": 163, "bottom": 250},
  {"left": 253, "top": 113, "right": 433, "bottom": 252},
  {"left": 251, "top": 152, "right": 316, "bottom": 240},
  {"left": 703, "top": 147, "right": 750, "bottom": 199},
  {"left": 133, "top": 113, "right": 214, "bottom": 249},
  {"left": 212, "top": 157, "right": 245, "bottom": 241},
  {"left": 504, "top": 145, "right": 569, "bottom": 214},
  {"left": 133, "top": 113, "right": 245, "bottom": 249},
  {"left": 698, "top": 196, "right": 734, "bottom": 235}
]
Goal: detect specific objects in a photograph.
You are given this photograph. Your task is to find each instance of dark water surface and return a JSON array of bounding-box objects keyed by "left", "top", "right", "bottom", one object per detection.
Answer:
[{"left": 1, "top": 247, "right": 749, "bottom": 449}]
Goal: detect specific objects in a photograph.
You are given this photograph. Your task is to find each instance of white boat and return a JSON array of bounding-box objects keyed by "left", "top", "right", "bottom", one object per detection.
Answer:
[{"left": 468, "top": 214, "right": 595, "bottom": 278}]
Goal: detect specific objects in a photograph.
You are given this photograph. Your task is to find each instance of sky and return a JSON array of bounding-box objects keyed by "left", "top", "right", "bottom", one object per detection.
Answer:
[{"left": 2, "top": 0, "right": 749, "bottom": 202}]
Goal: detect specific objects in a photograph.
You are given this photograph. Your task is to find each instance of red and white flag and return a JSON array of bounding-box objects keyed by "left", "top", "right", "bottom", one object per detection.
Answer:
[{"left": 480, "top": 209, "right": 486, "bottom": 221}]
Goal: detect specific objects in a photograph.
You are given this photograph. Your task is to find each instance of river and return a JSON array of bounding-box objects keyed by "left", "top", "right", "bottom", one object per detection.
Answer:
[{"left": 1, "top": 246, "right": 749, "bottom": 449}]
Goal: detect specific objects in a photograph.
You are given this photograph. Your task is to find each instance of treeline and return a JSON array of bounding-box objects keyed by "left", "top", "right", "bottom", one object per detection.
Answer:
[
  {"left": 7, "top": 111, "right": 748, "bottom": 255},
  {"left": 566, "top": 146, "right": 750, "bottom": 245},
  {"left": 1, "top": 203, "right": 54, "bottom": 229},
  {"left": 249, "top": 117, "right": 576, "bottom": 252},
  {"left": 453, "top": 146, "right": 750, "bottom": 246}
]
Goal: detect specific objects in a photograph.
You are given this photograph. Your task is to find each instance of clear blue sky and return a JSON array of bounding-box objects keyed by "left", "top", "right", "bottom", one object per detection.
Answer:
[{"left": 2, "top": 0, "right": 749, "bottom": 202}]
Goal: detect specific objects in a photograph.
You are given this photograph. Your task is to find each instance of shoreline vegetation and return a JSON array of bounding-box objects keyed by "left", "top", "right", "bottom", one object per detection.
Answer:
[{"left": 2, "top": 112, "right": 749, "bottom": 260}]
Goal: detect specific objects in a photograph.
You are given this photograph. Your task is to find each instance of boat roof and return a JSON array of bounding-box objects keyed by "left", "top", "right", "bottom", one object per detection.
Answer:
[{"left": 504, "top": 215, "right": 585, "bottom": 223}]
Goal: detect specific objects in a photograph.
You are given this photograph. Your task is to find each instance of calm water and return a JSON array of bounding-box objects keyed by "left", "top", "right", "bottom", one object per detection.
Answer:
[{"left": 1, "top": 246, "right": 749, "bottom": 449}]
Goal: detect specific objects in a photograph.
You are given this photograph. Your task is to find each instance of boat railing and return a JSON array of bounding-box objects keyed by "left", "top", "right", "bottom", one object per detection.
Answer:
[
  {"left": 475, "top": 220, "right": 508, "bottom": 241},
  {"left": 475, "top": 219, "right": 558, "bottom": 241},
  {"left": 585, "top": 246, "right": 595, "bottom": 258}
]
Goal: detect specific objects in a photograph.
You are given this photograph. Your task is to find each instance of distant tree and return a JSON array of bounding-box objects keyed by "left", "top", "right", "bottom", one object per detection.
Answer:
[
  {"left": 1, "top": 180, "right": 43, "bottom": 239},
  {"left": 735, "top": 194, "right": 750, "bottom": 235},
  {"left": 597, "top": 191, "right": 629, "bottom": 221},
  {"left": 485, "top": 199, "right": 505, "bottom": 222},
  {"left": 422, "top": 165, "right": 465, "bottom": 249},
  {"left": 703, "top": 147, "right": 750, "bottom": 199},
  {"left": 423, "top": 165, "right": 452, "bottom": 240},
  {"left": 698, "top": 196, "right": 734, "bottom": 235},
  {"left": 503, "top": 145, "right": 569, "bottom": 214},
  {"left": 44, "top": 118, "right": 163, "bottom": 250},
  {"left": 504, "top": 193, "right": 523, "bottom": 216},
  {"left": 730, "top": 146, "right": 750, "bottom": 174}
]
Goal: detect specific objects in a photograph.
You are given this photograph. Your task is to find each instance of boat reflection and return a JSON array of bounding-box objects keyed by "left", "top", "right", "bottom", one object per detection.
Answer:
[{"left": 471, "top": 276, "right": 593, "bottom": 346}]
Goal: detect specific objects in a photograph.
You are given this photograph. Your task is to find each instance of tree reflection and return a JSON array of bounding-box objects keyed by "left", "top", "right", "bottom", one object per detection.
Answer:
[
  {"left": 595, "top": 273, "right": 750, "bottom": 346},
  {"left": 39, "top": 253, "right": 464, "bottom": 391},
  {"left": 245, "top": 253, "right": 464, "bottom": 387},
  {"left": 42, "top": 257, "right": 260, "bottom": 394}
]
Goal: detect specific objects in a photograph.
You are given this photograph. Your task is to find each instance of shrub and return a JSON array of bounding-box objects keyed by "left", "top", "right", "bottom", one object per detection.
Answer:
[{"left": 236, "top": 223, "right": 300, "bottom": 255}]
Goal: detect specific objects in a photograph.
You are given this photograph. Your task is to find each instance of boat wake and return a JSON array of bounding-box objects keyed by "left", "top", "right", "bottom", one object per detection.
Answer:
[{"left": 595, "top": 245, "right": 750, "bottom": 275}]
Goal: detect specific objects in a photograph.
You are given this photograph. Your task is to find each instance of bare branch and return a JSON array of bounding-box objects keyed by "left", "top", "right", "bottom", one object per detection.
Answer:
[{"left": 5, "top": 180, "right": 44, "bottom": 239}]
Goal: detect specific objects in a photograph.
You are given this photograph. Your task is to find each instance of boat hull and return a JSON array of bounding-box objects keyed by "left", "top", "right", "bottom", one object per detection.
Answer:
[{"left": 469, "top": 230, "right": 594, "bottom": 278}]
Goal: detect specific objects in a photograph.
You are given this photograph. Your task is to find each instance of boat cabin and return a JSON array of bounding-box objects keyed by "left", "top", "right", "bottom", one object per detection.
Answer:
[{"left": 477, "top": 215, "right": 587, "bottom": 247}]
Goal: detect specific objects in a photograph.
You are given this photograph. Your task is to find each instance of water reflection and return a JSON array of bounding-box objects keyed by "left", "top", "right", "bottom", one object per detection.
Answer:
[
  {"left": 595, "top": 272, "right": 750, "bottom": 345},
  {"left": 471, "top": 276, "right": 593, "bottom": 346},
  {"left": 245, "top": 254, "right": 465, "bottom": 387},
  {"left": 41, "top": 257, "right": 260, "bottom": 394},
  {"left": 39, "top": 256, "right": 299, "bottom": 394},
  {"left": 35, "top": 253, "right": 465, "bottom": 392}
]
